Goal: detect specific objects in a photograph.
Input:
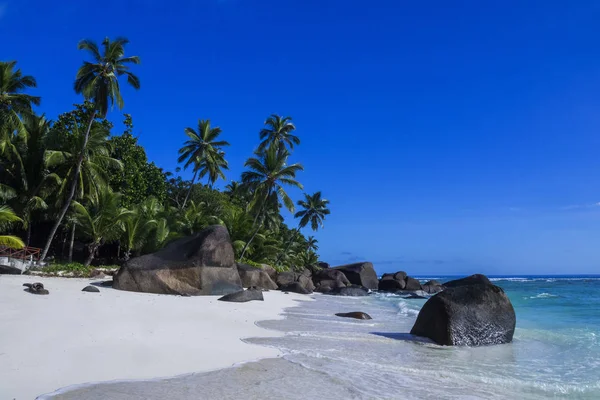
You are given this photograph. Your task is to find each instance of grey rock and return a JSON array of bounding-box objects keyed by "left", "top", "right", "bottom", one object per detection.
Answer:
[
  {"left": 23, "top": 282, "right": 49, "bottom": 295},
  {"left": 333, "top": 262, "right": 378, "bottom": 290},
  {"left": 113, "top": 225, "right": 242, "bottom": 296},
  {"left": 444, "top": 274, "right": 492, "bottom": 288},
  {"left": 404, "top": 277, "right": 422, "bottom": 291},
  {"left": 218, "top": 288, "right": 264, "bottom": 303},
  {"left": 237, "top": 263, "right": 278, "bottom": 290},
  {"left": 82, "top": 285, "right": 100, "bottom": 293},
  {"left": 330, "top": 284, "right": 369, "bottom": 296},
  {"left": 279, "top": 282, "right": 311, "bottom": 295}
]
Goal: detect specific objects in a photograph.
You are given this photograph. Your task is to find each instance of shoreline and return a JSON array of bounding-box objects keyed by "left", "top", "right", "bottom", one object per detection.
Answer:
[{"left": 0, "top": 275, "right": 310, "bottom": 399}]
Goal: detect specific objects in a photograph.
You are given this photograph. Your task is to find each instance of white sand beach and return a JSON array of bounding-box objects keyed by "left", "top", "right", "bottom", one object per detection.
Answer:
[{"left": 0, "top": 275, "right": 307, "bottom": 400}]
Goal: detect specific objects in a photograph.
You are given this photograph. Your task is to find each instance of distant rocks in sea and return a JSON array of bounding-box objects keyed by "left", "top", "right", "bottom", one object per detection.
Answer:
[
  {"left": 410, "top": 274, "right": 516, "bottom": 346},
  {"left": 378, "top": 271, "right": 444, "bottom": 294}
]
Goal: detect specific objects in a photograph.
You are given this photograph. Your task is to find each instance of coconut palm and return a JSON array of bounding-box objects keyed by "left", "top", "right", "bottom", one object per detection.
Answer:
[
  {"left": 240, "top": 145, "right": 303, "bottom": 259},
  {"left": 40, "top": 37, "right": 140, "bottom": 261},
  {"left": 0, "top": 61, "right": 40, "bottom": 136},
  {"left": 0, "top": 205, "right": 25, "bottom": 249},
  {"left": 72, "top": 188, "right": 130, "bottom": 267},
  {"left": 275, "top": 192, "right": 329, "bottom": 264},
  {"left": 257, "top": 114, "right": 300, "bottom": 152},
  {"left": 295, "top": 191, "right": 330, "bottom": 231},
  {"left": 177, "top": 119, "right": 229, "bottom": 208},
  {"left": 306, "top": 236, "right": 319, "bottom": 252}
]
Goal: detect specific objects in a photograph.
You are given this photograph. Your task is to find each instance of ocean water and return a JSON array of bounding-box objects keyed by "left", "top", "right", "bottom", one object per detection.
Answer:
[{"left": 51, "top": 275, "right": 600, "bottom": 400}]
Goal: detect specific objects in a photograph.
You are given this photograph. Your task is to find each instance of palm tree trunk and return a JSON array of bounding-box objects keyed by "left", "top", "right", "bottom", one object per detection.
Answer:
[
  {"left": 40, "top": 110, "right": 96, "bottom": 262},
  {"left": 25, "top": 222, "right": 31, "bottom": 247},
  {"left": 67, "top": 223, "right": 75, "bottom": 263},
  {"left": 239, "top": 191, "right": 269, "bottom": 260},
  {"left": 84, "top": 243, "right": 98, "bottom": 268},
  {"left": 275, "top": 227, "right": 300, "bottom": 265},
  {"left": 181, "top": 169, "right": 198, "bottom": 209}
]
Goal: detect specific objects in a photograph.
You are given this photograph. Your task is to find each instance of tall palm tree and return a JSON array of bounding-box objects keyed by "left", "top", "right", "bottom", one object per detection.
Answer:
[
  {"left": 306, "top": 236, "right": 319, "bottom": 252},
  {"left": 258, "top": 114, "right": 300, "bottom": 152},
  {"left": 72, "top": 188, "right": 130, "bottom": 267},
  {"left": 276, "top": 191, "right": 329, "bottom": 264},
  {"left": 240, "top": 145, "right": 303, "bottom": 259},
  {"left": 0, "top": 61, "right": 40, "bottom": 136},
  {"left": 0, "top": 205, "right": 25, "bottom": 249},
  {"left": 40, "top": 37, "right": 140, "bottom": 261},
  {"left": 177, "top": 119, "right": 229, "bottom": 208}
]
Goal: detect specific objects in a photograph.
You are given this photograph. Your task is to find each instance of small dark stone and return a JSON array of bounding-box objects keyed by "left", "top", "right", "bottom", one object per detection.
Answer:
[
  {"left": 23, "top": 282, "right": 49, "bottom": 295},
  {"left": 335, "top": 312, "right": 373, "bottom": 320},
  {"left": 82, "top": 286, "right": 100, "bottom": 293},
  {"left": 218, "top": 289, "right": 264, "bottom": 303}
]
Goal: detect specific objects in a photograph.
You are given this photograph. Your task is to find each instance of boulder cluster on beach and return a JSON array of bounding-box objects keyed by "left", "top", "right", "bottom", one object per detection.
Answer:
[{"left": 26, "top": 225, "right": 515, "bottom": 347}]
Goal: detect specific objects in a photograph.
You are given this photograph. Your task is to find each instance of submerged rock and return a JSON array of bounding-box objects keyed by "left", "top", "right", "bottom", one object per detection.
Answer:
[
  {"left": 335, "top": 312, "right": 372, "bottom": 320},
  {"left": 333, "top": 262, "right": 378, "bottom": 290},
  {"left": 113, "top": 225, "right": 242, "bottom": 296},
  {"left": 82, "top": 285, "right": 100, "bottom": 293},
  {"left": 218, "top": 288, "right": 264, "bottom": 303},
  {"left": 410, "top": 283, "right": 516, "bottom": 346}
]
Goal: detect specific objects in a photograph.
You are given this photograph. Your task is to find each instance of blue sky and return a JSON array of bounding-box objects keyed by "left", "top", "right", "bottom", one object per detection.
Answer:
[{"left": 2, "top": 0, "right": 600, "bottom": 275}]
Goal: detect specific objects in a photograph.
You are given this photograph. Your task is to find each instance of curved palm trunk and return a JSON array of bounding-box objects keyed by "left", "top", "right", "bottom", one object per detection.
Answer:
[
  {"left": 275, "top": 227, "right": 300, "bottom": 265},
  {"left": 239, "top": 191, "right": 269, "bottom": 260},
  {"left": 40, "top": 111, "right": 96, "bottom": 262},
  {"left": 181, "top": 169, "right": 198, "bottom": 209},
  {"left": 84, "top": 242, "right": 99, "bottom": 267}
]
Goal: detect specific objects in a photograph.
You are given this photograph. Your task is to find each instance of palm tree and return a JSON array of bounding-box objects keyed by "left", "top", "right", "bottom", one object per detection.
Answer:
[
  {"left": 0, "top": 61, "right": 40, "bottom": 135},
  {"left": 276, "top": 191, "right": 329, "bottom": 264},
  {"left": 295, "top": 191, "right": 330, "bottom": 231},
  {"left": 240, "top": 145, "right": 303, "bottom": 259},
  {"left": 3, "top": 115, "right": 60, "bottom": 245},
  {"left": 72, "top": 188, "right": 130, "bottom": 267},
  {"left": 0, "top": 205, "right": 25, "bottom": 249},
  {"left": 306, "top": 236, "right": 319, "bottom": 252},
  {"left": 177, "top": 119, "right": 229, "bottom": 208},
  {"left": 40, "top": 37, "right": 140, "bottom": 261},
  {"left": 258, "top": 114, "right": 300, "bottom": 152}
]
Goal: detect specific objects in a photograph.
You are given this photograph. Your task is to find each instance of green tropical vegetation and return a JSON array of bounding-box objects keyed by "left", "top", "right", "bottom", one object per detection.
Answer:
[{"left": 0, "top": 37, "right": 330, "bottom": 272}]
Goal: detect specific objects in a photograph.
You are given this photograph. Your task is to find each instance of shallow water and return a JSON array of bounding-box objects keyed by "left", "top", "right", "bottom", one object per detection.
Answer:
[{"left": 51, "top": 276, "right": 600, "bottom": 399}]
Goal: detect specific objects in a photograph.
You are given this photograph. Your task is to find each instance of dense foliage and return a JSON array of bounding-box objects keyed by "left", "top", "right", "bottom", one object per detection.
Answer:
[{"left": 0, "top": 37, "right": 330, "bottom": 271}]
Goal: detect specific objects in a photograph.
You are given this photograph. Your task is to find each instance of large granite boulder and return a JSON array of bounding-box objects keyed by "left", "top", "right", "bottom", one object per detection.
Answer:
[
  {"left": 260, "top": 264, "right": 277, "bottom": 280},
  {"left": 113, "top": 225, "right": 242, "bottom": 296},
  {"left": 317, "top": 261, "right": 330, "bottom": 269},
  {"left": 404, "top": 277, "right": 422, "bottom": 291},
  {"left": 410, "top": 283, "right": 516, "bottom": 346},
  {"left": 421, "top": 280, "right": 444, "bottom": 294},
  {"left": 378, "top": 276, "right": 406, "bottom": 291},
  {"left": 276, "top": 271, "right": 295, "bottom": 288},
  {"left": 280, "top": 282, "right": 311, "bottom": 294},
  {"left": 275, "top": 269, "right": 315, "bottom": 293},
  {"left": 313, "top": 268, "right": 350, "bottom": 293},
  {"left": 237, "top": 263, "right": 278, "bottom": 290},
  {"left": 297, "top": 268, "right": 316, "bottom": 293},
  {"left": 444, "top": 274, "right": 492, "bottom": 288},
  {"left": 333, "top": 262, "right": 378, "bottom": 290}
]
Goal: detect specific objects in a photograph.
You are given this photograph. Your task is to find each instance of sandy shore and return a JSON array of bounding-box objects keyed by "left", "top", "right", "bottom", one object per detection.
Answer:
[{"left": 0, "top": 275, "right": 307, "bottom": 400}]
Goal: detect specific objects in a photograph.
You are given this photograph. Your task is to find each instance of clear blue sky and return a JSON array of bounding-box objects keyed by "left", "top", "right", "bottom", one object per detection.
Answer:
[{"left": 2, "top": 0, "right": 600, "bottom": 275}]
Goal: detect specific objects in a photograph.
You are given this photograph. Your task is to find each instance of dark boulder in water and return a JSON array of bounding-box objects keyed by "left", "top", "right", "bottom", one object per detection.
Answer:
[
  {"left": 335, "top": 312, "right": 372, "bottom": 320},
  {"left": 410, "top": 283, "right": 516, "bottom": 346},
  {"left": 404, "top": 277, "right": 422, "bottom": 291},
  {"left": 113, "top": 225, "right": 242, "bottom": 296},
  {"left": 218, "top": 288, "right": 264, "bottom": 302},
  {"left": 333, "top": 262, "right": 378, "bottom": 290},
  {"left": 444, "top": 274, "right": 491, "bottom": 288},
  {"left": 421, "top": 280, "right": 444, "bottom": 294}
]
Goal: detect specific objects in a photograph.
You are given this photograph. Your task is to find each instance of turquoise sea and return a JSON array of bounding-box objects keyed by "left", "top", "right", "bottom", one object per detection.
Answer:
[{"left": 51, "top": 275, "right": 600, "bottom": 400}]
